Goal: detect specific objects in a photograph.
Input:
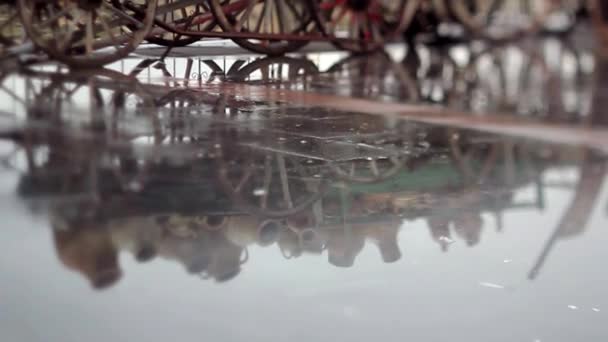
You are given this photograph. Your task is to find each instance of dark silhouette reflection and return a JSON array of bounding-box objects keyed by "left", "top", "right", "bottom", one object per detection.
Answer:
[
  {"left": 427, "top": 215, "right": 452, "bottom": 252},
  {"left": 529, "top": 150, "right": 606, "bottom": 279},
  {"left": 5, "top": 109, "right": 603, "bottom": 289},
  {"left": 326, "top": 227, "right": 365, "bottom": 268},
  {"left": 54, "top": 225, "right": 122, "bottom": 289}
]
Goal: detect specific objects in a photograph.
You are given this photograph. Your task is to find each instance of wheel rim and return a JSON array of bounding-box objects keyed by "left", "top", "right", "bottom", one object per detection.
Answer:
[{"left": 18, "top": 0, "right": 157, "bottom": 68}]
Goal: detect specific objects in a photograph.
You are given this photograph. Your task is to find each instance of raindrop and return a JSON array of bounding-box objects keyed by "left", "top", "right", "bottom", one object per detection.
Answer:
[
  {"left": 567, "top": 305, "right": 578, "bottom": 310},
  {"left": 278, "top": 137, "right": 287, "bottom": 141},
  {"left": 253, "top": 188, "right": 267, "bottom": 196},
  {"left": 592, "top": 308, "right": 601, "bottom": 312},
  {"left": 503, "top": 259, "right": 512, "bottom": 263},
  {"left": 479, "top": 282, "right": 505, "bottom": 289},
  {"left": 438, "top": 236, "right": 455, "bottom": 244},
  {"left": 300, "top": 140, "right": 308, "bottom": 145}
]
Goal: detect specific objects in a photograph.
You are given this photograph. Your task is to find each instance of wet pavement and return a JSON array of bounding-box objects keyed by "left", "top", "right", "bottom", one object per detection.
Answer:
[{"left": 1, "top": 29, "right": 608, "bottom": 342}]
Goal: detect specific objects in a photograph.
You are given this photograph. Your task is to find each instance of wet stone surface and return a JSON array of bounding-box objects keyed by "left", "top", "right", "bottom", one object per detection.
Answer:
[{"left": 1, "top": 35, "right": 608, "bottom": 342}]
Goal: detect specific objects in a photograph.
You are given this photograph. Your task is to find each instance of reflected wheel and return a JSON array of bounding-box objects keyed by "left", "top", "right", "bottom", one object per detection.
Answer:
[{"left": 18, "top": 0, "right": 157, "bottom": 68}]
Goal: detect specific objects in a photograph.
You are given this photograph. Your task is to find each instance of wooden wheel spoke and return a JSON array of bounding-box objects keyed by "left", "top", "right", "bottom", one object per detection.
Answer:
[
  {"left": 0, "top": 84, "right": 26, "bottom": 106},
  {"left": 235, "top": 0, "right": 257, "bottom": 31},
  {"left": 85, "top": 12, "right": 95, "bottom": 56},
  {"left": 99, "top": 15, "right": 122, "bottom": 50},
  {"left": 211, "top": 0, "right": 308, "bottom": 54},
  {"left": 0, "top": 12, "right": 19, "bottom": 32},
  {"left": 200, "top": 2, "right": 211, "bottom": 12},
  {"left": 349, "top": 12, "right": 361, "bottom": 39},
  {"left": 275, "top": 0, "right": 288, "bottom": 33},
  {"left": 234, "top": 163, "right": 254, "bottom": 193},
  {"left": 37, "top": 4, "right": 76, "bottom": 29},
  {"left": 259, "top": 0, "right": 273, "bottom": 33},
  {"left": 57, "top": 27, "right": 77, "bottom": 53},
  {"left": 247, "top": 0, "right": 263, "bottom": 33},
  {"left": 328, "top": 5, "right": 348, "bottom": 31},
  {"left": 284, "top": 0, "right": 306, "bottom": 27},
  {"left": 370, "top": 19, "right": 382, "bottom": 42},
  {"left": 476, "top": 1, "right": 499, "bottom": 26},
  {"left": 277, "top": 155, "right": 293, "bottom": 209},
  {"left": 260, "top": 154, "right": 273, "bottom": 209},
  {"left": 369, "top": 159, "right": 380, "bottom": 176},
  {"left": 102, "top": 2, "right": 144, "bottom": 28}
]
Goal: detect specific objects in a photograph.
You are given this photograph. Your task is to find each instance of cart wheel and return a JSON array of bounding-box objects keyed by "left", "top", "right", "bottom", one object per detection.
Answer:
[
  {"left": 149, "top": 0, "right": 217, "bottom": 47},
  {"left": 209, "top": 0, "right": 316, "bottom": 56},
  {"left": 311, "top": 0, "right": 420, "bottom": 54},
  {"left": 323, "top": 121, "right": 414, "bottom": 184},
  {"left": 231, "top": 56, "right": 319, "bottom": 87},
  {"left": 18, "top": 0, "right": 158, "bottom": 68},
  {"left": 216, "top": 144, "right": 329, "bottom": 218},
  {"left": 448, "top": 0, "right": 543, "bottom": 41},
  {"left": 1, "top": 2, "right": 27, "bottom": 59}
]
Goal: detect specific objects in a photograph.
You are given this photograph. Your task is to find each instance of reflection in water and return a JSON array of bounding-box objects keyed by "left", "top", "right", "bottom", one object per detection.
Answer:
[
  {"left": 3, "top": 24, "right": 608, "bottom": 342},
  {"left": 1, "top": 51, "right": 606, "bottom": 290},
  {"left": 9, "top": 123, "right": 606, "bottom": 289},
  {"left": 0, "top": 32, "right": 607, "bottom": 295}
]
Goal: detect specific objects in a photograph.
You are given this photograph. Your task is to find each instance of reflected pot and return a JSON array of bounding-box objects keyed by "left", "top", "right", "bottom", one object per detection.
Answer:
[
  {"left": 278, "top": 228, "right": 302, "bottom": 259},
  {"left": 224, "top": 216, "right": 282, "bottom": 247},
  {"left": 53, "top": 228, "right": 123, "bottom": 289},
  {"left": 297, "top": 228, "right": 326, "bottom": 254},
  {"left": 327, "top": 228, "right": 366, "bottom": 268},
  {"left": 361, "top": 222, "right": 402, "bottom": 263}
]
